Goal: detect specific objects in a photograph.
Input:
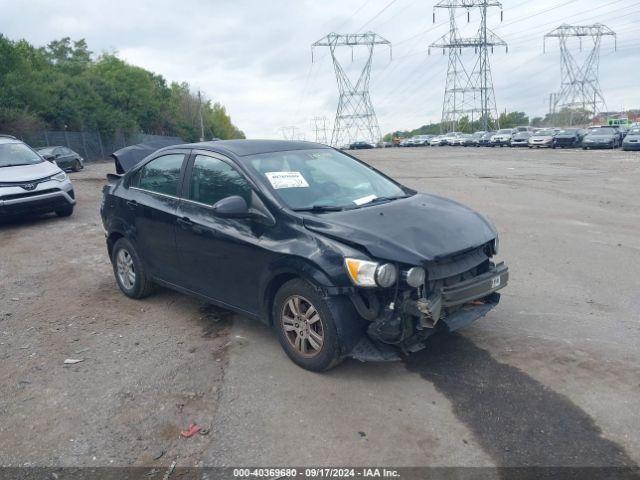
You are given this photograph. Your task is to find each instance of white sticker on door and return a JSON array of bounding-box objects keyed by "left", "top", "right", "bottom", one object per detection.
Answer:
[{"left": 265, "top": 171, "right": 310, "bottom": 189}]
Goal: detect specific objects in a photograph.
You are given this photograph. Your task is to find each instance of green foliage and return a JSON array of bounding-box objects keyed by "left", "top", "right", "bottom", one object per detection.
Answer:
[
  {"left": 542, "top": 108, "right": 591, "bottom": 127},
  {"left": 497, "top": 111, "right": 529, "bottom": 128},
  {"left": 0, "top": 34, "right": 244, "bottom": 141}
]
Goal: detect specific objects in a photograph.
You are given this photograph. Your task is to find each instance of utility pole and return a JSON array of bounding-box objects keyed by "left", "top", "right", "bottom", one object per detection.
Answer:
[
  {"left": 544, "top": 24, "right": 616, "bottom": 122},
  {"left": 312, "top": 32, "right": 391, "bottom": 147},
  {"left": 430, "top": 0, "right": 507, "bottom": 133},
  {"left": 197, "top": 90, "right": 205, "bottom": 142},
  {"left": 311, "top": 116, "right": 330, "bottom": 144}
]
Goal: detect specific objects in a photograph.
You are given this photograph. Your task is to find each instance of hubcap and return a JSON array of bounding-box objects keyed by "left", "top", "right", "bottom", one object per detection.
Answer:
[
  {"left": 116, "top": 249, "right": 135, "bottom": 290},
  {"left": 281, "top": 295, "right": 324, "bottom": 358}
]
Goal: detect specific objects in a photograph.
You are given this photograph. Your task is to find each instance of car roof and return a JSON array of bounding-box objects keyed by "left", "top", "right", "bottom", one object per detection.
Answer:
[
  {"left": 170, "top": 139, "right": 331, "bottom": 157},
  {"left": 0, "top": 137, "right": 21, "bottom": 145}
]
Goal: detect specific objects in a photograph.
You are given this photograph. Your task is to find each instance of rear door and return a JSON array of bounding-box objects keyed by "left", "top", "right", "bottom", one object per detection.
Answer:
[{"left": 127, "top": 150, "right": 189, "bottom": 283}]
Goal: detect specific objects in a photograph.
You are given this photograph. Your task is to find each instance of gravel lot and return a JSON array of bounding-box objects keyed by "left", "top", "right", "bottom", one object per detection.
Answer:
[{"left": 1, "top": 146, "right": 639, "bottom": 470}]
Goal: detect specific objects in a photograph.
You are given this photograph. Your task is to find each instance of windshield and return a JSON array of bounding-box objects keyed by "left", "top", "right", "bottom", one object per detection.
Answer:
[
  {"left": 592, "top": 128, "right": 616, "bottom": 135},
  {"left": 0, "top": 142, "right": 43, "bottom": 167},
  {"left": 556, "top": 129, "right": 577, "bottom": 134},
  {"left": 628, "top": 128, "right": 640, "bottom": 135},
  {"left": 497, "top": 129, "right": 512, "bottom": 134},
  {"left": 37, "top": 147, "right": 56, "bottom": 154},
  {"left": 245, "top": 148, "right": 407, "bottom": 211},
  {"left": 536, "top": 130, "right": 555, "bottom": 136}
]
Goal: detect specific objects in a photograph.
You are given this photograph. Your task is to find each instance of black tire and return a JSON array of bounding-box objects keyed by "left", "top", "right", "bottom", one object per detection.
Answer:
[
  {"left": 55, "top": 205, "right": 74, "bottom": 217},
  {"left": 273, "top": 278, "right": 342, "bottom": 372},
  {"left": 111, "top": 237, "right": 155, "bottom": 299},
  {"left": 73, "top": 160, "right": 81, "bottom": 172}
]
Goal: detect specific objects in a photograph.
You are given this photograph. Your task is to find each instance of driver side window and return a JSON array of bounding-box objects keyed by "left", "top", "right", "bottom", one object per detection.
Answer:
[{"left": 189, "top": 155, "right": 253, "bottom": 207}]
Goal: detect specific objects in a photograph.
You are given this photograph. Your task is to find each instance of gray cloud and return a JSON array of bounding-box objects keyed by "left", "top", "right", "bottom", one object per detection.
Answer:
[{"left": 0, "top": 0, "right": 637, "bottom": 138}]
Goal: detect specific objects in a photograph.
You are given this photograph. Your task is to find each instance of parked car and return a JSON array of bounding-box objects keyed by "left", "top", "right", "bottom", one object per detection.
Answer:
[
  {"left": 102, "top": 140, "right": 508, "bottom": 371},
  {"left": 399, "top": 138, "right": 412, "bottom": 147},
  {"left": 459, "top": 134, "right": 475, "bottom": 146},
  {"left": 622, "top": 127, "right": 640, "bottom": 151},
  {"left": 466, "top": 131, "right": 485, "bottom": 146},
  {"left": 552, "top": 128, "right": 586, "bottom": 148},
  {"left": 510, "top": 131, "right": 532, "bottom": 147},
  {"left": 349, "top": 141, "right": 375, "bottom": 150},
  {"left": 412, "top": 135, "right": 433, "bottom": 146},
  {"left": 528, "top": 129, "right": 556, "bottom": 148},
  {"left": 478, "top": 131, "right": 495, "bottom": 147},
  {"left": 36, "top": 146, "right": 84, "bottom": 171},
  {"left": 442, "top": 132, "right": 462, "bottom": 145},
  {"left": 490, "top": 129, "right": 514, "bottom": 147},
  {"left": 0, "top": 136, "right": 75, "bottom": 219},
  {"left": 582, "top": 127, "right": 621, "bottom": 149},
  {"left": 430, "top": 135, "right": 446, "bottom": 146}
]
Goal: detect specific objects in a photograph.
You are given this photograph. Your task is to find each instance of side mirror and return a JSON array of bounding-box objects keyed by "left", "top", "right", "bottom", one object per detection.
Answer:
[
  {"left": 213, "top": 195, "right": 249, "bottom": 218},
  {"left": 43, "top": 154, "right": 55, "bottom": 162},
  {"left": 54, "top": 153, "right": 62, "bottom": 159}
]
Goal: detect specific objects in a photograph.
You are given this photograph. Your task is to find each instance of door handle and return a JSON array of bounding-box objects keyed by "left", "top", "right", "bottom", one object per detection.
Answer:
[
  {"left": 177, "top": 216, "right": 194, "bottom": 227},
  {"left": 126, "top": 200, "right": 137, "bottom": 210}
]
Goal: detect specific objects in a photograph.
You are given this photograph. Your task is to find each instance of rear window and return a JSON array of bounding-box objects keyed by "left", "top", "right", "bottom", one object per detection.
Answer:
[{"left": 0, "top": 142, "right": 43, "bottom": 167}]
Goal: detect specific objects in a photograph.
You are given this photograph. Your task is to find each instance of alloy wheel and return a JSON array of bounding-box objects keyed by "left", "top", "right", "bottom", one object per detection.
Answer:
[
  {"left": 281, "top": 295, "right": 324, "bottom": 357},
  {"left": 116, "top": 249, "right": 136, "bottom": 290}
]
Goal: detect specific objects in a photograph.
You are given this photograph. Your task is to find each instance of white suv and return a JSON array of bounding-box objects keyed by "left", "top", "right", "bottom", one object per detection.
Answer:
[{"left": 0, "top": 135, "right": 76, "bottom": 219}]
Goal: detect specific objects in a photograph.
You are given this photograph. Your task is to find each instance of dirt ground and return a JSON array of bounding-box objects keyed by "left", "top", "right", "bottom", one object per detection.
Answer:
[
  {"left": 0, "top": 163, "right": 231, "bottom": 467},
  {"left": 1, "top": 146, "right": 639, "bottom": 471}
]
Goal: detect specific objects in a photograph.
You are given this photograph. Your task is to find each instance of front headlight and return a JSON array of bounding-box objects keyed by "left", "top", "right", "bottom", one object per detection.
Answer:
[
  {"left": 51, "top": 172, "right": 67, "bottom": 182},
  {"left": 344, "top": 258, "right": 397, "bottom": 288}
]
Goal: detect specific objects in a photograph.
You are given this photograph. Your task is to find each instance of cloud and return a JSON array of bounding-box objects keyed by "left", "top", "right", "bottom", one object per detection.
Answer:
[{"left": 1, "top": 0, "right": 637, "bottom": 138}]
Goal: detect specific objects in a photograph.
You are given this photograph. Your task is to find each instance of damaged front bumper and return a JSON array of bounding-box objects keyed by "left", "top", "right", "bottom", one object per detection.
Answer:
[{"left": 348, "top": 262, "right": 509, "bottom": 362}]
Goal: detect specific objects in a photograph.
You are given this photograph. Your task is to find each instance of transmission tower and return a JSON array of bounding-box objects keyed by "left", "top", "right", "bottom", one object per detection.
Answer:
[
  {"left": 544, "top": 24, "right": 616, "bottom": 124},
  {"left": 312, "top": 32, "right": 391, "bottom": 147},
  {"left": 278, "top": 126, "right": 300, "bottom": 141},
  {"left": 431, "top": 1, "right": 507, "bottom": 133},
  {"left": 310, "top": 116, "right": 330, "bottom": 144}
]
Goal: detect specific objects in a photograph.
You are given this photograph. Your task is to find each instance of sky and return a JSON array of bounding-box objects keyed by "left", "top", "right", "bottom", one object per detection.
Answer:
[{"left": 0, "top": 0, "right": 639, "bottom": 139}]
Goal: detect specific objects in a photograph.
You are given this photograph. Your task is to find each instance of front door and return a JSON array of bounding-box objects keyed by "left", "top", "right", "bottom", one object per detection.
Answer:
[{"left": 175, "top": 153, "right": 268, "bottom": 314}]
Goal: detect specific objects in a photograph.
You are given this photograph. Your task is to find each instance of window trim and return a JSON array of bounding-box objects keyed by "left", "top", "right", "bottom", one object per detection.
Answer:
[
  {"left": 182, "top": 150, "right": 259, "bottom": 208},
  {"left": 126, "top": 149, "right": 191, "bottom": 196}
]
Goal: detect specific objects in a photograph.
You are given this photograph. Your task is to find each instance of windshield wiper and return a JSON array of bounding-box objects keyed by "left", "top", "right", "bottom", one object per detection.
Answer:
[
  {"left": 0, "top": 163, "right": 34, "bottom": 168},
  {"left": 358, "top": 195, "right": 410, "bottom": 207},
  {"left": 293, "top": 205, "right": 345, "bottom": 212}
]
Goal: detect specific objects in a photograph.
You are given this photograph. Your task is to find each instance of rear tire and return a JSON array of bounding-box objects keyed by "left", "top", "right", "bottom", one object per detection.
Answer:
[
  {"left": 111, "top": 237, "right": 155, "bottom": 299},
  {"left": 55, "top": 205, "right": 74, "bottom": 217},
  {"left": 273, "top": 279, "right": 342, "bottom": 372},
  {"left": 73, "top": 160, "right": 81, "bottom": 172}
]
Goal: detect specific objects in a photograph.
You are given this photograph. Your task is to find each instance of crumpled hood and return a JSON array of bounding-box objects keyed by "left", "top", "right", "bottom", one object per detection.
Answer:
[
  {"left": 301, "top": 193, "right": 497, "bottom": 265},
  {"left": 0, "top": 161, "right": 60, "bottom": 182}
]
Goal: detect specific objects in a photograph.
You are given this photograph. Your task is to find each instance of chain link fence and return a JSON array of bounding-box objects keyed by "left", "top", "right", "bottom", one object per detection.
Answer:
[{"left": 17, "top": 130, "right": 183, "bottom": 162}]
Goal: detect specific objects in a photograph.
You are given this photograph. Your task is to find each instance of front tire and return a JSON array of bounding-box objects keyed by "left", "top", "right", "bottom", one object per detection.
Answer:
[
  {"left": 273, "top": 279, "right": 342, "bottom": 371},
  {"left": 73, "top": 160, "right": 81, "bottom": 172},
  {"left": 111, "top": 237, "right": 154, "bottom": 299}
]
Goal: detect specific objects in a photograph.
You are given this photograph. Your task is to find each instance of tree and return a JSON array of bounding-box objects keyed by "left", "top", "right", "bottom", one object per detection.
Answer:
[{"left": 0, "top": 35, "right": 245, "bottom": 142}]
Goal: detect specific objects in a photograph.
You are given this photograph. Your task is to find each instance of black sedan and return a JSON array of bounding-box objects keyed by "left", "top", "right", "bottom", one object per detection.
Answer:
[
  {"left": 510, "top": 131, "right": 532, "bottom": 147},
  {"left": 553, "top": 128, "right": 586, "bottom": 148},
  {"left": 582, "top": 127, "right": 621, "bottom": 149},
  {"left": 101, "top": 140, "right": 508, "bottom": 371},
  {"left": 37, "top": 146, "right": 84, "bottom": 171},
  {"left": 622, "top": 127, "right": 640, "bottom": 151},
  {"left": 349, "top": 141, "right": 375, "bottom": 150}
]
